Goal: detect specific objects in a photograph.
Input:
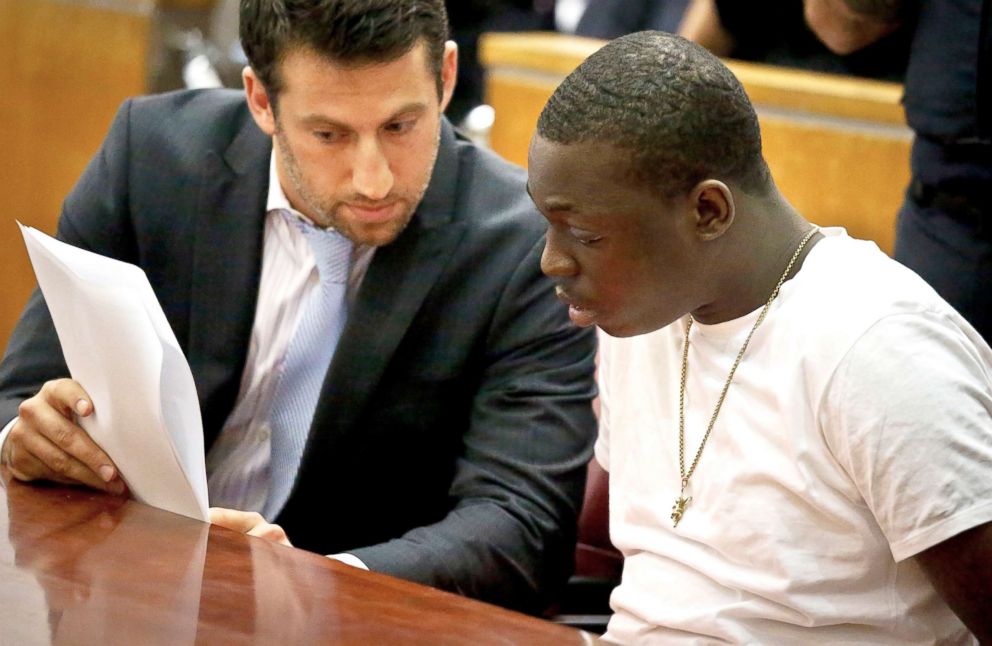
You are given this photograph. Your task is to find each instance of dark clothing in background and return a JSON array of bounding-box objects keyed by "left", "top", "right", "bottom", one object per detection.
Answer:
[
  {"left": 716, "top": 0, "right": 912, "bottom": 80},
  {"left": 894, "top": 0, "right": 992, "bottom": 342},
  {"left": 575, "top": 0, "right": 691, "bottom": 39},
  {"left": 446, "top": 0, "right": 556, "bottom": 123}
]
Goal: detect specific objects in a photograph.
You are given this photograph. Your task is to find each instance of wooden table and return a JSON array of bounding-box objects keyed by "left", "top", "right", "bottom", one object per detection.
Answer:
[{"left": 0, "top": 475, "right": 600, "bottom": 644}]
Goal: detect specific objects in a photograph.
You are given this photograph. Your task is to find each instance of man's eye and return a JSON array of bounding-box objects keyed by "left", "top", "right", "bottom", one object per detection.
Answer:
[
  {"left": 313, "top": 130, "right": 341, "bottom": 143},
  {"left": 385, "top": 119, "right": 416, "bottom": 134},
  {"left": 569, "top": 228, "right": 603, "bottom": 245}
]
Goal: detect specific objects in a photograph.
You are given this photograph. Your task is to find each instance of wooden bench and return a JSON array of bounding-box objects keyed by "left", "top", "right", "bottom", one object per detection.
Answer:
[{"left": 480, "top": 32, "right": 911, "bottom": 255}]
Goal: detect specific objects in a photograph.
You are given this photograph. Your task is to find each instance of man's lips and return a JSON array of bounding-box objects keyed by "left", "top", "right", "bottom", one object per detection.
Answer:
[
  {"left": 554, "top": 285, "right": 573, "bottom": 303},
  {"left": 346, "top": 201, "right": 399, "bottom": 224},
  {"left": 555, "top": 286, "right": 598, "bottom": 327},
  {"left": 555, "top": 285, "right": 587, "bottom": 307}
]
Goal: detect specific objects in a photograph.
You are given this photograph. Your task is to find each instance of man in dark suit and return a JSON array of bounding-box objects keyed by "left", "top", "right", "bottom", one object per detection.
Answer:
[{"left": 0, "top": 0, "right": 596, "bottom": 614}]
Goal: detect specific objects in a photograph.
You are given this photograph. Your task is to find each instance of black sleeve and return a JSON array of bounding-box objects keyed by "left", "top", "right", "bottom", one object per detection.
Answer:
[{"left": 351, "top": 238, "right": 598, "bottom": 613}]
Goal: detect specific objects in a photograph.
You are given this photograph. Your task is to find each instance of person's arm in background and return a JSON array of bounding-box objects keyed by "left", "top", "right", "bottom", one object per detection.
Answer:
[
  {"left": 678, "top": 0, "right": 736, "bottom": 57},
  {"left": 803, "top": 0, "right": 907, "bottom": 54}
]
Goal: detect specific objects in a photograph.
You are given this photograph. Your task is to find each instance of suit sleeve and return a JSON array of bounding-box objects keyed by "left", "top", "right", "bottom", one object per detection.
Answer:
[
  {"left": 0, "top": 99, "right": 136, "bottom": 428},
  {"left": 350, "top": 237, "right": 598, "bottom": 614}
]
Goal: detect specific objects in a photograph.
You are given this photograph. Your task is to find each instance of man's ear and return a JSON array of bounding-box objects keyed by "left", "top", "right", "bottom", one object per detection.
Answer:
[
  {"left": 243, "top": 66, "right": 277, "bottom": 136},
  {"left": 688, "top": 179, "right": 735, "bottom": 240},
  {"left": 438, "top": 41, "right": 458, "bottom": 113}
]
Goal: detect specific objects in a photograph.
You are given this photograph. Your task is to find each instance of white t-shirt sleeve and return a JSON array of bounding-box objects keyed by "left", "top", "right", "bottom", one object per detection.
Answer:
[
  {"left": 822, "top": 310, "right": 992, "bottom": 562},
  {"left": 594, "top": 329, "right": 612, "bottom": 472}
]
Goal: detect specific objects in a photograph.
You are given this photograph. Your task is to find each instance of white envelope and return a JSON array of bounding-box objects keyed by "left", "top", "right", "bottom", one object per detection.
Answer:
[{"left": 18, "top": 223, "right": 208, "bottom": 521}]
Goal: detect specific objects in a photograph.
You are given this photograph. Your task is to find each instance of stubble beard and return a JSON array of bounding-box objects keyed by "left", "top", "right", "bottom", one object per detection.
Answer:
[{"left": 275, "top": 125, "right": 441, "bottom": 247}]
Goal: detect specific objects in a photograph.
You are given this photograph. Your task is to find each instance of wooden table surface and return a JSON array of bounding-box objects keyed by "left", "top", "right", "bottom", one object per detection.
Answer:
[{"left": 0, "top": 475, "right": 600, "bottom": 645}]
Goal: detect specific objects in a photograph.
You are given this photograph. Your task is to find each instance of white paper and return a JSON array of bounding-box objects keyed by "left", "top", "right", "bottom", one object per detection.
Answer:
[{"left": 18, "top": 222, "right": 208, "bottom": 521}]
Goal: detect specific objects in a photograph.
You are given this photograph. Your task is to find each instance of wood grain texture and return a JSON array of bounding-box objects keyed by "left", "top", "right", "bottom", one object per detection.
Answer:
[
  {"left": 0, "top": 0, "right": 152, "bottom": 353},
  {"left": 0, "top": 476, "right": 600, "bottom": 644},
  {"left": 480, "top": 32, "right": 911, "bottom": 254}
]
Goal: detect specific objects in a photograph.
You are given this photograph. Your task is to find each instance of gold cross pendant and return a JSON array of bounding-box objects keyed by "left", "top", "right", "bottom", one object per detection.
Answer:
[{"left": 671, "top": 494, "right": 692, "bottom": 527}]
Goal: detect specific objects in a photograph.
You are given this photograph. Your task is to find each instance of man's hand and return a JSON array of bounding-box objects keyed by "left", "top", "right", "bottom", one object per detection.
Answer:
[
  {"left": 2, "top": 379, "right": 124, "bottom": 494},
  {"left": 209, "top": 508, "right": 293, "bottom": 547}
]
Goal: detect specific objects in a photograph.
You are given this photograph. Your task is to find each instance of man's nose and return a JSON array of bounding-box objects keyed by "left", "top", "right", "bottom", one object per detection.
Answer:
[
  {"left": 541, "top": 229, "right": 578, "bottom": 278},
  {"left": 352, "top": 138, "right": 394, "bottom": 201}
]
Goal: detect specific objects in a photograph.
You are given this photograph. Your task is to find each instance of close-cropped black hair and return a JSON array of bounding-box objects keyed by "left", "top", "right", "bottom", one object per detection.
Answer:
[
  {"left": 537, "top": 31, "right": 770, "bottom": 197},
  {"left": 240, "top": 0, "right": 449, "bottom": 102}
]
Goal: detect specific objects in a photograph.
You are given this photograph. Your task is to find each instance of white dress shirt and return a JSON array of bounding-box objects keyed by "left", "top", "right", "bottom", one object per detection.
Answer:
[{"left": 206, "top": 152, "right": 373, "bottom": 511}]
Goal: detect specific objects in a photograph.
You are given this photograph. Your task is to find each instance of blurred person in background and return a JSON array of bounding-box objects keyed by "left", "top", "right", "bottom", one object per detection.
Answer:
[
  {"left": 805, "top": 0, "right": 992, "bottom": 344},
  {"left": 446, "top": 0, "right": 556, "bottom": 125},
  {"left": 680, "top": 0, "right": 910, "bottom": 79}
]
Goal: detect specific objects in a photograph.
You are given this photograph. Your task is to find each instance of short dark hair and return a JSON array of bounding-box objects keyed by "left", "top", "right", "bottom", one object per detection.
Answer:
[
  {"left": 240, "top": 0, "right": 449, "bottom": 101},
  {"left": 537, "top": 31, "right": 770, "bottom": 197}
]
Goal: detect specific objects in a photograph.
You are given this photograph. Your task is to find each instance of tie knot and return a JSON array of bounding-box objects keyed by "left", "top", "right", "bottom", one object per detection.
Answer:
[{"left": 301, "top": 224, "right": 352, "bottom": 284}]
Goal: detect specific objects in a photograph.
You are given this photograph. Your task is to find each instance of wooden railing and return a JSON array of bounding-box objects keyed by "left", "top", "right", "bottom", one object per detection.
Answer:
[{"left": 480, "top": 32, "right": 911, "bottom": 255}]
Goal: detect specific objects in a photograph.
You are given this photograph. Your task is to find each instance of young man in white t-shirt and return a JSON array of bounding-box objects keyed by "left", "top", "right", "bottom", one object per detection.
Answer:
[{"left": 527, "top": 31, "right": 992, "bottom": 644}]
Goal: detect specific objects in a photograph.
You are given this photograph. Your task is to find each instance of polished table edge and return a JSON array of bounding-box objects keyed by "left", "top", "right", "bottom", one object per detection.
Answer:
[{"left": 1, "top": 473, "right": 602, "bottom": 644}]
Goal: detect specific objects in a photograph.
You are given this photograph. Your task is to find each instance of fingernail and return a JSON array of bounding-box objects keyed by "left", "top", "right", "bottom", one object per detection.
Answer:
[
  {"left": 99, "top": 465, "right": 115, "bottom": 482},
  {"left": 75, "top": 399, "right": 89, "bottom": 415}
]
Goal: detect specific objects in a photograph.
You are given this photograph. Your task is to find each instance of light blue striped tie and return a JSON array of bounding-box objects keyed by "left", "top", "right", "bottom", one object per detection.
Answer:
[{"left": 264, "top": 218, "right": 352, "bottom": 519}]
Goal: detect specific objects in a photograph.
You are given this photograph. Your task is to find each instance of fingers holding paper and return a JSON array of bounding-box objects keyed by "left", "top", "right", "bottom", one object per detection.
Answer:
[
  {"left": 2, "top": 378, "right": 125, "bottom": 495},
  {"left": 210, "top": 508, "right": 293, "bottom": 547}
]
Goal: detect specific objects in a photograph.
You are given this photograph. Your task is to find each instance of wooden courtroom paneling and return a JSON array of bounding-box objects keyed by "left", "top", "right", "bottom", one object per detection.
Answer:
[
  {"left": 480, "top": 32, "right": 912, "bottom": 255},
  {"left": 0, "top": 0, "right": 154, "bottom": 353}
]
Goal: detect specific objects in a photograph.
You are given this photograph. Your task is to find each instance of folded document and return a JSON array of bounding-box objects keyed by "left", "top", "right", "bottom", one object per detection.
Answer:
[{"left": 18, "top": 223, "right": 208, "bottom": 521}]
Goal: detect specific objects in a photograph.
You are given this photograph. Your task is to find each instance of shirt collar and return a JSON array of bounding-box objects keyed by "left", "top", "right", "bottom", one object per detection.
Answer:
[{"left": 266, "top": 151, "right": 316, "bottom": 226}]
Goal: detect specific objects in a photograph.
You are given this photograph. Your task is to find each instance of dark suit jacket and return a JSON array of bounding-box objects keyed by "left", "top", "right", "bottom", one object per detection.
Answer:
[{"left": 0, "top": 90, "right": 597, "bottom": 613}]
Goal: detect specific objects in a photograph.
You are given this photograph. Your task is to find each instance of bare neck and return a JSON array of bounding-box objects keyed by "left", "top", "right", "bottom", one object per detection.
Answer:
[{"left": 691, "top": 192, "right": 819, "bottom": 325}]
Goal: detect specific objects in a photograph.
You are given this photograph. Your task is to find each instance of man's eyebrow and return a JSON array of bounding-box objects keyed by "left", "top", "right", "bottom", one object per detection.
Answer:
[
  {"left": 525, "top": 184, "right": 575, "bottom": 211},
  {"left": 299, "top": 102, "right": 429, "bottom": 130},
  {"left": 543, "top": 198, "right": 575, "bottom": 213},
  {"left": 383, "top": 101, "right": 429, "bottom": 121},
  {"left": 299, "top": 114, "right": 347, "bottom": 129}
]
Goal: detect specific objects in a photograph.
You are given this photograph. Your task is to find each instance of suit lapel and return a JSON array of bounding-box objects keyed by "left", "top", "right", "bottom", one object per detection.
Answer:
[
  {"left": 186, "top": 115, "right": 468, "bottom": 457},
  {"left": 187, "top": 118, "right": 271, "bottom": 445},
  {"left": 307, "top": 120, "right": 467, "bottom": 449}
]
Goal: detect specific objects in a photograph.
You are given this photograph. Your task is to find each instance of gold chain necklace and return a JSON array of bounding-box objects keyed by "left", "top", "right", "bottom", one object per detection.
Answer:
[{"left": 671, "top": 226, "right": 819, "bottom": 528}]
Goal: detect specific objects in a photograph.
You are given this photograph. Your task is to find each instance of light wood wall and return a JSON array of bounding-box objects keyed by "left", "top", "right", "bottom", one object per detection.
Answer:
[
  {"left": 0, "top": 0, "right": 154, "bottom": 352},
  {"left": 480, "top": 32, "right": 911, "bottom": 255}
]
